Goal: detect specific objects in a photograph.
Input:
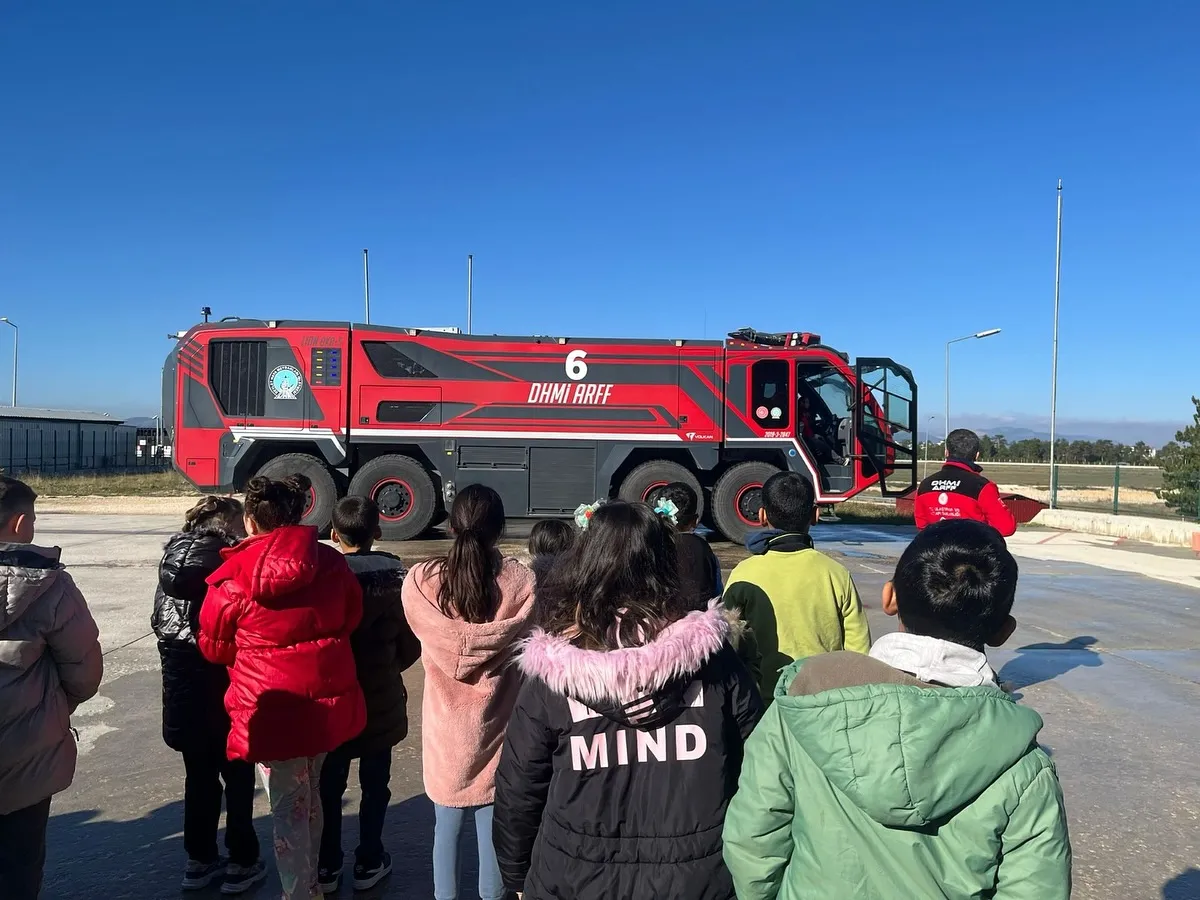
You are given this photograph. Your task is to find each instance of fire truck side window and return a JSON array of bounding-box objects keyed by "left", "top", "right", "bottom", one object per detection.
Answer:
[
  {"left": 750, "top": 359, "right": 791, "bottom": 428},
  {"left": 209, "top": 340, "right": 268, "bottom": 417},
  {"left": 362, "top": 341, "right": 437, "bottom": 379}
]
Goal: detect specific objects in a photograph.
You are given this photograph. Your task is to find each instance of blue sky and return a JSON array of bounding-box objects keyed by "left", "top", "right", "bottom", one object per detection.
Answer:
[{"left": 2, "top": 1, "right": 1197, "bottom": 438}]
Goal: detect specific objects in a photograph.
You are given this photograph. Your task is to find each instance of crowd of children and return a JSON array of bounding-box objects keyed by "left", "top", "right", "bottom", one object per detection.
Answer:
[{"left": 0, "top": 458, "right": 1072, "bottom": 899}]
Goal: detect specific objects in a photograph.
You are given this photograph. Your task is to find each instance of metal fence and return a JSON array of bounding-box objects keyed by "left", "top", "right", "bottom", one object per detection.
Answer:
[
  {"left": 915, "top": 459, "right": 1195, "bottom": 521},
  {"left": 0, "top": 424, "right": 172, "bottom": 476}
]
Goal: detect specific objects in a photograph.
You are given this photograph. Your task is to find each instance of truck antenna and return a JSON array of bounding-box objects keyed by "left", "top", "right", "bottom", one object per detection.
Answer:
[
  {"left": 466, "top": 254, "right": 473, "bottom": 335},
  {"left": 362, "top": 249, "right": 371, "bottom": 325}
]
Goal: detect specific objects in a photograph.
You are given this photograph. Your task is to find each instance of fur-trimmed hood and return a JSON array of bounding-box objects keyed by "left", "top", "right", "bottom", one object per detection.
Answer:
[{"left": 517, "top": 601, "right": 732, "bottom": 729}]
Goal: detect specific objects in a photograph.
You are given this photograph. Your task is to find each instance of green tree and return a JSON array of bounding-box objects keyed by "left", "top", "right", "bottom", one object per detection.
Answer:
[{"left": 1159, "top": 397, "right": 1200, "bottom": 517}]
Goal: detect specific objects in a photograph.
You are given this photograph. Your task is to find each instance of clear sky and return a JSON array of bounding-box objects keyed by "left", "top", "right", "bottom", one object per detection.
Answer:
[{"left": 2, "top": 1, "right": 1197, "bottom": 436}]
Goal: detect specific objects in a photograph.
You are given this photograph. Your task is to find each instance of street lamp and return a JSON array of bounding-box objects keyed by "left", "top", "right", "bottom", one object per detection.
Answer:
[
  {"left": 0, "top": 318, "right": 17, "bottom": 407},
  {"left": 923, "top": 414, "right": 938, "bottom": 472},
  {"left": 945, "top": 328, "right": 1001, "bottom": 441}
]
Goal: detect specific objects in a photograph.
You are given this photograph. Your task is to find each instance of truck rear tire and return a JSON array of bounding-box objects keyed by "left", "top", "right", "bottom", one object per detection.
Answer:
[
  {"left": 254, "top": 453, "right": 339, "bottom": 533},
  {"left": 711, "top": 461, "right": 782, "bottom": 544},
  {"left": 348, "top": 455, "right": 437, "bottom": 541},
  {"left": 618, "top": 461, "right": 704, "bottom": 521}
]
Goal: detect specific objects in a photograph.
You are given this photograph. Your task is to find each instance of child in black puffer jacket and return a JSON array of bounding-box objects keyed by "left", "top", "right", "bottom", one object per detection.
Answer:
[{"left": 151, "top": 496, "right": 266, "bottom": 894}]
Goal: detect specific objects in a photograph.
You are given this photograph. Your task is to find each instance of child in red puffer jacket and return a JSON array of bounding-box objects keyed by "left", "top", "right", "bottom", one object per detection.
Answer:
[{"left": 200, "top": 474, "right": 366, "bottom": 900}]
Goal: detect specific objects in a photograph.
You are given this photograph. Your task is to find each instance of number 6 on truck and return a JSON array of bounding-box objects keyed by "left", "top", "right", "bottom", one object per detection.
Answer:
[{"left": 566, "top": 349, "right": 588, "bottom": 381}]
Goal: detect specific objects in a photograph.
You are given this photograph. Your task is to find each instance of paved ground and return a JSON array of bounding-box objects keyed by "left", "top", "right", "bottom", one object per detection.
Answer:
[{"left": 34, "top": 514, "right": 1200, "bottom": 900}]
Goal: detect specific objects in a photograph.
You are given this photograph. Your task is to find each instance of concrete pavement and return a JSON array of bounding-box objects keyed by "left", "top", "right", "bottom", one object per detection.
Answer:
[{"left": 30, "top": 514, "right": 1200, "bottom": 899}]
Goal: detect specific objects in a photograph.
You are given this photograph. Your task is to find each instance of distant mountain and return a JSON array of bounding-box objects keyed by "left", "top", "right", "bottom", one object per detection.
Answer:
[
  {"left": 124, "top": 416, "right": 159, "bottom": 428},
  {"left": 956, "top": 415, "right": 1179, "bottom": 447}
]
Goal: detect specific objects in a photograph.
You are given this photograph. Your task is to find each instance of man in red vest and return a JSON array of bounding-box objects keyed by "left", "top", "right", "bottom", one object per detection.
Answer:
[{"left": 915, "top": 429, "right": 1016, "bottom": 537}]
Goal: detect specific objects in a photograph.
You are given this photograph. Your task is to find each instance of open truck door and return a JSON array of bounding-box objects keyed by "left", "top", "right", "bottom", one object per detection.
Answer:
[{"left": 853, "top": 358, "right": 918, "bottom": 497}]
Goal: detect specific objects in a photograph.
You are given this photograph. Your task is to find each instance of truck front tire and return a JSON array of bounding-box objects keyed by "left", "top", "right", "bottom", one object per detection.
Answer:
[
  {"left": 348, "top": 455, "right": 437, "bottom": 541},
  {"left": 253, "top": 453, "right": 339, "bottom": 533},
  {"left": 711, "top": 461, "right": 782, "bottom": 545}
]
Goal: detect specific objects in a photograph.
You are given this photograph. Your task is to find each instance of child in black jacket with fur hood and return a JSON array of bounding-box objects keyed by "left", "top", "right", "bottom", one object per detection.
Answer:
[
  {"left": 151, "top": 496, "right": 265, "bottom": 893},
  {"left": 493, "top": 501, "right": 761, "bottom": 900}
]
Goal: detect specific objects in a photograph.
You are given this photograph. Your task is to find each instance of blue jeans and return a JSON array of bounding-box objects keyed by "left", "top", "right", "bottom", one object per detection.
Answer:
[{"left": 433, "top": 803, "right": 505, "bottom": 900}]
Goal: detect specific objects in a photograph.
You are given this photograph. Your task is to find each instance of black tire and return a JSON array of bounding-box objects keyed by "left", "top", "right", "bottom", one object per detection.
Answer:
[
  {"left": 618, "top": 460, "right": 704, "bottom": 521},
  {"left": 711, "top": 461, "right": 782, "bottom": 544},
  {"left": 348, "top": 455, "right": 437, "bottom": 541},
  {"left": 254, "top": 453, "right": 339, "bottom": 533}
]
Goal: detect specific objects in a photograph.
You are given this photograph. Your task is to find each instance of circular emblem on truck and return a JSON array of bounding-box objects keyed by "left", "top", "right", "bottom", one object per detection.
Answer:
[{"left": 268, "top": 365, "right": 303, "bottom": 400}]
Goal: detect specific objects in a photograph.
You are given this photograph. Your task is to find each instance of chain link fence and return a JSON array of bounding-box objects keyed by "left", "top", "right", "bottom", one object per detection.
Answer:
[{"left": 915, "top": 460, "right": 1195, "bottom": 521}]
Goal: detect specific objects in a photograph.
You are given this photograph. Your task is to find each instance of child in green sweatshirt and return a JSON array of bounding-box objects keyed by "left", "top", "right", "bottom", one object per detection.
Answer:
[{"left": 722, "top": 472, "right": 870, "bottom": 699}]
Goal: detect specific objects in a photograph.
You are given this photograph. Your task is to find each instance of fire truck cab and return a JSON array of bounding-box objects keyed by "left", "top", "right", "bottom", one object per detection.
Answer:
[{"left": 165, "top": 321, "right": 916, "bottom": 544}]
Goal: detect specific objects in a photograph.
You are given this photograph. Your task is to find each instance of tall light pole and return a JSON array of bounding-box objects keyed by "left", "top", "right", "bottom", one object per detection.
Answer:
[
  {"left": 466, "top": 254, "right": 473, "bottom": 335},
  {"left": 945, "top": 328, "right": 1001, "bottom": 440},
  {"left": 1049, "top": 180, "right": 1063, "bottom": 508},
  {"left": 362, "top": 249, "right": 371, "bottom": 324},
  {"left": 923, "top": 414, "right": 937, "bottom": 471},
  {"left": 0, "top": 318, "right": 17, "bottom": 407}
]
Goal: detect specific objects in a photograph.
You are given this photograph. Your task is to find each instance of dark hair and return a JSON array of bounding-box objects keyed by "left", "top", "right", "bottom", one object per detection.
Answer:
[
  {"left": 183, "top": 495, "right": 245, "bottom": 536},
  {"left": 333, "top": 495, "right": 379, "bottom": 549},
  {"left": 0, "top": 475, "right": 36, "bottom": 526},
  {"left": 892, "top": 520, "right": 1018, "bottom": 651},
  {"left": 537, "top": 501, "right": 689, "bottom": 650},
  {"left": 432, "top": 484, "right": 506, "bottom": 624},
  {"left": 946, "top": 428, "right": 981, "bottom": 461},
  {"left": 243, "top": 474, "right": 310, "bottom": 531},
  {"left": 528, "top": 519, "right": 574, "bottom": 559},
  {"left": 761, "top": 471, "right": 815, "bottom": 533},
  {"left": 652, "top": 482, "right": 699, "bottom": 528}
]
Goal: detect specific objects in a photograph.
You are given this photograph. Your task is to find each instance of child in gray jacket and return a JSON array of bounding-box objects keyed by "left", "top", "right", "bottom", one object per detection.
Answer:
[{"left": 0, "top": 475, "right": 103, "bottom": 899}]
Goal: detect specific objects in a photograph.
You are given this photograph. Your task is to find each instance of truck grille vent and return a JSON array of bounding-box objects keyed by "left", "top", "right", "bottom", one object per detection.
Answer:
[{"left": 209, "top": 340, "right": 268, "bottom": 417}]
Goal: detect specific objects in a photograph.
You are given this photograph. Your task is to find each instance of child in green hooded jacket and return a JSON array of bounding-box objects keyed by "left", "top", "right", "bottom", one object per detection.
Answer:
[{"left": 722, "top": 520, "right": 1071, "bottom": 900}]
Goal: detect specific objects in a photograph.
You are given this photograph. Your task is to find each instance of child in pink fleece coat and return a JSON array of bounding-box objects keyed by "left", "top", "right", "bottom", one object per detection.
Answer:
[{"left": 402, "top": 484, "right": 534, "bottom": 900}]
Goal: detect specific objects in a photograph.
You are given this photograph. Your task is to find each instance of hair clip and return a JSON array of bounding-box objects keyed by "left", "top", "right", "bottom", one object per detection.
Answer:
[
  {"left": 653, "top": 498, "right": 680, "bottom": 525},
  {"left": 573, "top": 500, "right": 604, "bottom": 530}
]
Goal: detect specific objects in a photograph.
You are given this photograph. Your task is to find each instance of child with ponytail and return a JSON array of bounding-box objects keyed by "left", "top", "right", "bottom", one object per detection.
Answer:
[
  {"left": 199, "top": 474, "right": 366, "bottom": 900},
  {"left": 402, "top": 484, "right": 534, "bottom": 900},
  {"left": 151, "top": 496, "right": 266, "bottom": 893}
]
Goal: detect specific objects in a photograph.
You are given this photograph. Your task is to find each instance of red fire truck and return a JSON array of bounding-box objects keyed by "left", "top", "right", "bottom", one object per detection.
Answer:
[{"left": 164, "top": 322, "right": 916, "bottom": 543}]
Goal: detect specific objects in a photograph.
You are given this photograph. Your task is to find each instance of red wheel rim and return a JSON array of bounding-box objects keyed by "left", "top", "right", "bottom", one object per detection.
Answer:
[
  {"left": 303, "top": 486, "right": 316, "bottom": 518},
  {"left": 372, "top": 478, "right": 414, "bottom": 522},
  {"left": 641, "top": 480, "right": 670, "bottom": 502},
  {"left": 733, "top": 483, "right": 764, "bottom": 527}
]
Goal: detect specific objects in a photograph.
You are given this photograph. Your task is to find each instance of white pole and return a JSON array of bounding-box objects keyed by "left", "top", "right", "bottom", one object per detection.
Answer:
[
  {"left": 945, "top": 340, "right": 951, "bottom": 442},
  {"left": 467, "top": 254, "right": 473, "bottom": 334},
  {"left": 1049, "top": 180, "right": 1063, "bottom": 508},
  {"left": 362, "top": 248, "right": 371, "bottom": 324},
  {"left": 945, "top": 329, "right": 1002, "bottom": 444},
  {"left": 0, "top": 319, "right": 17, "bottom": 406}
]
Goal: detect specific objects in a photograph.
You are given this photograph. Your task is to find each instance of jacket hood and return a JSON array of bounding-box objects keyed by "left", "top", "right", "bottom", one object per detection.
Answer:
[
  {"left": 775, "top": 656, "right": 1043, "bottom": 828},
  {"left": 0, "top": 543, "right": 64, "bottom": 630},
  {"left": 343, "top": 549, "right": 407, "bottom": 581},
  {"left": 518, "top": 602, "right": 729, "bottom": 728},
  {"left": 946, "top": 458, "right": 984, "bottom": 474},
  {"left": 207, "top": 525, "right": 321, "bottom": 605},
  {"left": 744, "top": 529, "right": 813, "bottom": 555},
  {"left": 159, "top": 528, "right": 239, "bottom": 599},
  {"left": 405, "top": 557, "right": 534, "bottom": 682}
]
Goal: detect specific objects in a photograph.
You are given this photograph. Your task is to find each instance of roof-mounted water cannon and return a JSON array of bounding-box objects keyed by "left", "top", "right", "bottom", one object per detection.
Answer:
[{"left": 727, "top": 327, "right": 823, "bottom": 348}]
